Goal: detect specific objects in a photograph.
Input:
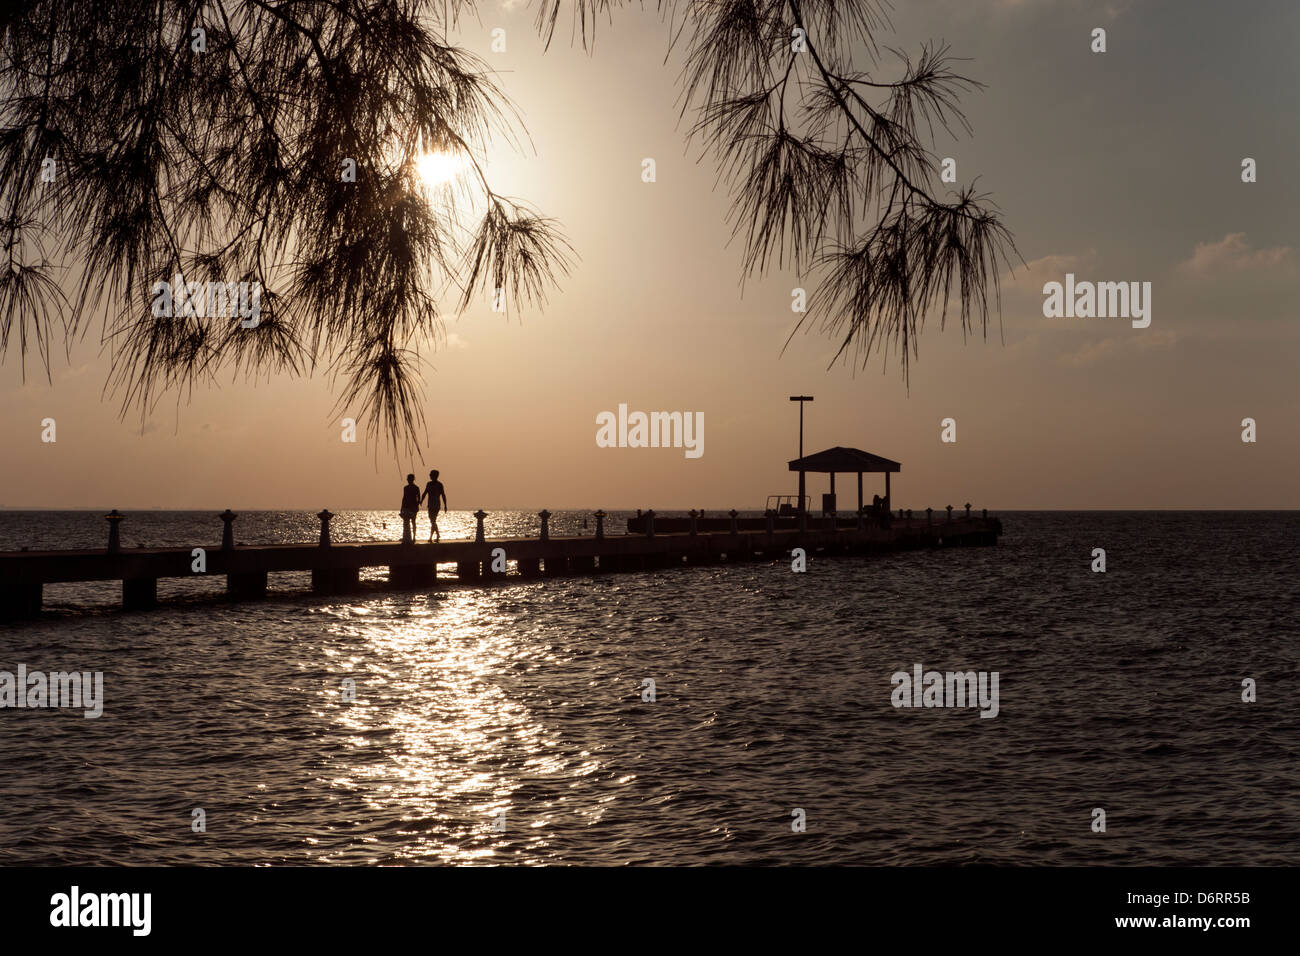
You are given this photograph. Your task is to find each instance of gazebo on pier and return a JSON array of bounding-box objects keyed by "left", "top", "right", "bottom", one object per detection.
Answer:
[{"left": 788, "top": 446, "right": 901, "bottom": 515}]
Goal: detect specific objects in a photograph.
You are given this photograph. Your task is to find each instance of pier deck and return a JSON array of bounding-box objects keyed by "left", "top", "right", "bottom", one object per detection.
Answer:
[{"left": 0, "top": 511, "right": 1001, "bottom": 618}]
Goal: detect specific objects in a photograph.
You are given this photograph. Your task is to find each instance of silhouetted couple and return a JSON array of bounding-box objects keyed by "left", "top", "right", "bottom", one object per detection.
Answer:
[{"left": 400, "top": 470, "right": 447, "bottom": 544}]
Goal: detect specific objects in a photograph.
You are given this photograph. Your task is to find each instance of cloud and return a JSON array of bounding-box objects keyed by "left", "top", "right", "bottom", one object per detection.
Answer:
[
  {"left": 445, "top": 332, "right": 469, "bottom": 349},
  {"left": 1057, "top": 328, "right": 1176, "bottom": 367},
  {"left": 1135, "top": 329, "right": 1177, "bottom": 350},
  {"left": 1058, "top": 337, "right": 1116, "bottom": 368},
  {"left": 1003, "top": 250, "right": 1097, "bottom": 289},
  {"left": 993, "top": 0, "right": 1129, "bottom": 17},
  {"left": 1176, "top": 233, "right": 1294, "bottom": 277}
]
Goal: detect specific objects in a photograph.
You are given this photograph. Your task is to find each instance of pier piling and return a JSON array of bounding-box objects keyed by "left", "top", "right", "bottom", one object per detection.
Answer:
[
  {"left": 228, "top": 570, "right": 268, "bottom": 599},
  {"left": 122, "top": 576, "right": 156, "bottom": 610}
]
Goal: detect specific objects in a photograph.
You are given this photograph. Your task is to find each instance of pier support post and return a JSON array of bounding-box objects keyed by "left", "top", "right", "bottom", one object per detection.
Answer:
[
  {"left": 122, "top": 577, "right": 157, "bottom": 610},
  {"left": 220, "top": 510, "right": 236, "bottom": 551},
  {"left": 313, "top": 567, "right": 359, "bottom": 594},
  {"left": 729, "top": 509, "right": 739, "bottom": 535},
  {"left": 644, "top": 510, "right": 655, "bottom": 538},
  {"left": 318, "top": 510, "right": 333, "bottom": 547},
  {"left": 474, "top": 510, "right": 488, "bottom": 544},
  {"left": 390, "top": 564, "right": 437, "bottom": 589},
  {"left": 105, "top": 510, "right": 125, "bottom": 554},
  {"left": 227, "top": 570, "right": 267, "bottom": 599},
  {"left": 594, "top": 510, "right": 606, "bottom": 540},
  {"left": 0, "top": 581, "right": 42, "bottom": 620},
  {"left": 544, "top": 555, "right": 568, "bottom": 576},
  {"left": 571, "top": 555, "right": 596, "bottom": 574},
  {"left": 518, "top": 557, "right": 541, "bottom": 577},
  {"left": 539, "top": 510, "right": 551, "bottom": 542},
  {"left": 457, "top": 560, "right": 481, "bottom": 581},
  {"left": 601, "top": 552, "right": 629, "bottom": 572},
  {"left": 688, "top": 510, "right": 698, "bottom": 535}
]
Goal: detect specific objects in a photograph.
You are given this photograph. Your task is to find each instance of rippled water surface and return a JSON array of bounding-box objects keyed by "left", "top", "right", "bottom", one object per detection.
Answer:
[{"left": 0, "top": 511, "right": 1296, "bottom": 865}]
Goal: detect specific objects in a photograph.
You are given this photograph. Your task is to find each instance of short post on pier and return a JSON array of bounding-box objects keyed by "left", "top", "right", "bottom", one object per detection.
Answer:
[
  {"left": 220, "top": 510, "right": 236, "bottom": 551},
  {"left": 539, "top": 509, "right": 551, "bottom": 542},
  {"left": 688, "top": 510, "right": 698, "bottom": 535},
  {"left": 946, "top": 505, "right": 953, "bottom": 522},
  {"left": 926, "top": 508, "right": 933, "bottom": 527},
  {"left": 965, "top": 503, "right": 971, "bottom": 519},
  {"left": 729, "top": 509, "right": 739, "bottom": 535},
  {"left": 105, "top": 509, "right": 124, "bottom": 554},
  {"left": 644, "top": 510, "right": 655, "bottom": 538},
  {"left": 474, "top": 510, "right": 488, "bottom": 544},
  {"left": 317, "top": 510, "right": 333, "bottom": 547},
  {"left": 594, "top": 510, "right": 606, "bottom": 541},
  {"left": 765, "top": 509, "right": 776, "bottom": 536}
]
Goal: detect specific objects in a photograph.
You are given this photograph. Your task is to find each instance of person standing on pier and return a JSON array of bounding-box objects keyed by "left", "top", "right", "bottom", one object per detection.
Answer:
[
  {"left": 400, "top": 474, "right": 421, "bottom": 544},
  {"left": 421, "top": 469, "right": 447, "bottom": 542}
]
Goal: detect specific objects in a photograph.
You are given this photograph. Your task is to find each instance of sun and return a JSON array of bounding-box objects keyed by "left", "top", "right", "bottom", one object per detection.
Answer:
[{"left": 415, "top": 150, "right": 465, "bottom": 186}]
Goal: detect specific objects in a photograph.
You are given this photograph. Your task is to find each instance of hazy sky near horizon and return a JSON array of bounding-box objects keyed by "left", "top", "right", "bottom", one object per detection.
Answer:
[{"left": 2, "top": 0, "right": 1297, "bottom": 511}]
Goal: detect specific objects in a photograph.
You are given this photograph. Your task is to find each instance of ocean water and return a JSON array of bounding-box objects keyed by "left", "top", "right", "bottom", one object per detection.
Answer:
[{"left": 0, "top": 510, "right": 1295, "bottom": 865}]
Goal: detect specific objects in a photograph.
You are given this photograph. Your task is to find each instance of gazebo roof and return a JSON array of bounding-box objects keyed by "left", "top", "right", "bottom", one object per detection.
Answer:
[{"left": 788, "top": 446, "right": 901, "bottom": 473}]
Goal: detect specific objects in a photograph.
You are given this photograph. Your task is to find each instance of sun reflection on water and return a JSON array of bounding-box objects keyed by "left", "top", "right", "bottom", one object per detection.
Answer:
[{"left": 317, "top": 587, "right": 584, "bottom": 863}]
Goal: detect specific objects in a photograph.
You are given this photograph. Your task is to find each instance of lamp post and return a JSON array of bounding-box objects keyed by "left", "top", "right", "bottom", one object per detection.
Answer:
[{"left": 789, "top": 395, "right": 813, "bottom": 515}]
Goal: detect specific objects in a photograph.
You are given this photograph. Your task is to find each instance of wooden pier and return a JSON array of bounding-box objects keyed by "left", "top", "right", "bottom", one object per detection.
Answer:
[{"left": 0, "top": 506, "right": 1001, "bottom": 619}]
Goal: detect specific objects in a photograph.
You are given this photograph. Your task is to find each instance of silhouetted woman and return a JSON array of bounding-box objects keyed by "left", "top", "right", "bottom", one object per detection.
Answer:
[{"left": 400, "top": 474, "right": 420, "bottom": 543}]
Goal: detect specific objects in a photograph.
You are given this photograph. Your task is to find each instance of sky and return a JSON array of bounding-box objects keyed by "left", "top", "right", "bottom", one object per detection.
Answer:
[{"left": 2, "top": 0, "right": 1297, "bottom": 511}]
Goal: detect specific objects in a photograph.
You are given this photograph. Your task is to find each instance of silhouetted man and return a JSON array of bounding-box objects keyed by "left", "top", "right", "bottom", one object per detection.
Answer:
[
  {"left": 421, "top": 469, "right": 447, "bottom": 542},
  {"left": 400, "top": 474, "right": 420, "bottom": 544}
]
